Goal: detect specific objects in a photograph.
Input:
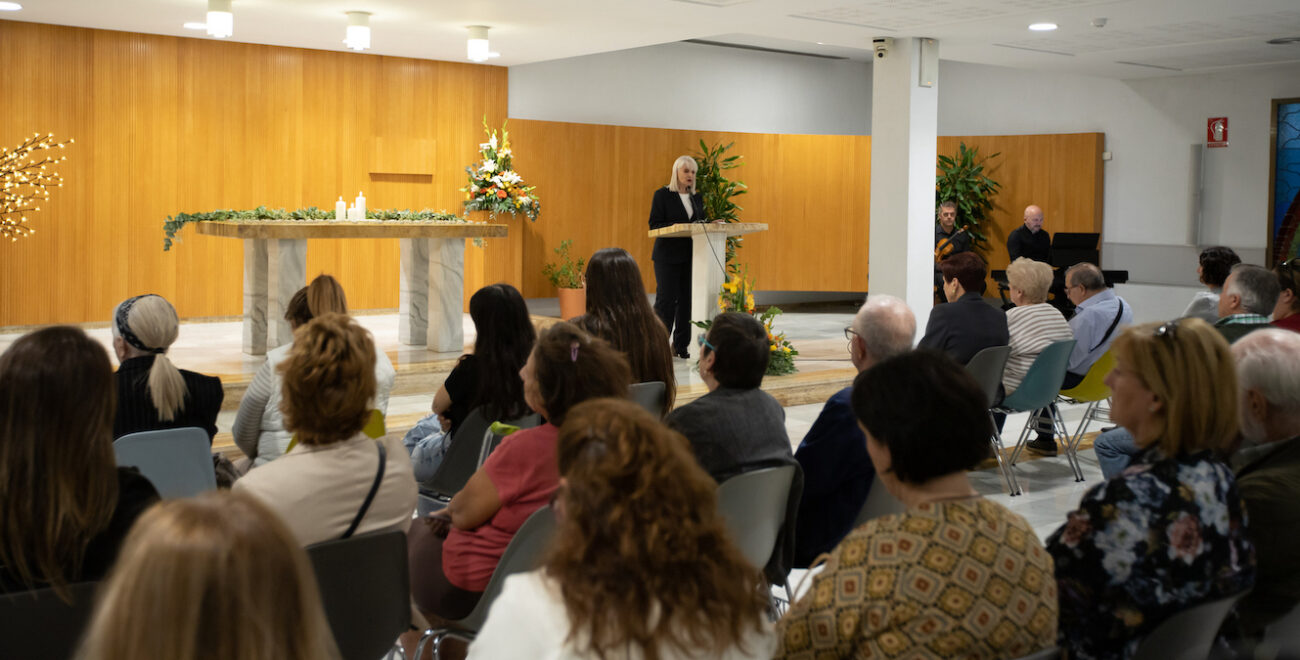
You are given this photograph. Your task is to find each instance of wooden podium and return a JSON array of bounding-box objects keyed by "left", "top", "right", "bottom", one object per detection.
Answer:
[
  {"left": 196, "top": 221, "right": 507, "bottom": 355},
  {"left": 647, "top": 222, "right": 768, "bottom": 325}
]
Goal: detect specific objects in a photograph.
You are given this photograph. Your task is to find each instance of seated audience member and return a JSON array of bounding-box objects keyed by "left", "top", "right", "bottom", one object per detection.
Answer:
[
  {"left": 1227, "top": 329, "right": 1300, "bottom": 637},
  {"left": 75, "top": 491, "right": 339, "bottom": 660},
  {"left": 0, "top": 327, "right": 159, "bottom": 594},
  {"left": 1092, "top": 427, "right": 1140, "bottom": 480},
  {"left": 776, "top": 351, "right": 1058, "bottom": 659},
  {"left": 1181, "top": 246, "right": 1241, "bottom": 323},
  {"left": 1273, "top": 258, "right": 1300, "bottom": 332},
  {"left": 233, "top": 274, "right": 396, "bottom": 467},
  {"left": 405, "top": 283, "right": 536, "bottom": 482},
  {"left": 234, "top": 313, "right": 416, "bottom": 546},
  {"left": 1027, "top": 263, "right": 1134, "bottom": 456},
  {"left": 1007, "top": 204, "right": 1051, "bottom": 263},
  {"left": 409, "top": 322, "right": 629, "bottom": 621},
  {"left": 1216, "top": 264, "right": 1281, "bottom": 343},
  {"left": 574, "top": 247, "right": 676, "bottom": 416},
  {"left": 1003, "top": 257, "right": 1074, "bottom": 395},
  {"left": 469, "top": 398, "right": 775, "bottom": 659},
  {"left": 919, "top": 251, "right": 1009, "bottom": 364},
  {"left": 1047, "top": 318, "right": 1255, "bottom": 660},
  {"left": 793, "top": 294, "right": 914, "bottom": 567},
  {"left": 111, "top": 294, "right": 223, "bottom": 440},
  {"left": 666, "top": 312, "right": 794, "bottom": 481}
]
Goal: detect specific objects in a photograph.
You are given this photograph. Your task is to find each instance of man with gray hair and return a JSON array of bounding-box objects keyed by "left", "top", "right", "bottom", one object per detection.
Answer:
[
  {"left": 1216, "top": 263, "right": 1281, "bottom": 344},
  {"left": 1229, "top": 328, "right": 1300, "bottom": 637},
  {"left": 793, "top": 293, "right": 915, "bottom": 566}
]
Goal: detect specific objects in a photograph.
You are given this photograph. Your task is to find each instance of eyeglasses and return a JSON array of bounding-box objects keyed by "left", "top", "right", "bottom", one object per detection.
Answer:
[
  {"left": 844, "top": 327, "right": 859, "bottom": 342},
  {"left": 697, "top": 333, "right": 716, "bottom": 353},
  {"left": 1279, "top": 258, "right": 1300, "bottom": 289},
  {"left": 1153, "top": 319, "right": 1180, "bottom": 341}
]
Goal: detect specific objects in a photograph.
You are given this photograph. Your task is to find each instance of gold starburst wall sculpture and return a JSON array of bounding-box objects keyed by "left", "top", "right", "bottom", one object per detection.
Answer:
[{"left": 1, "top": 133, "right": 73, "bottom": 243}]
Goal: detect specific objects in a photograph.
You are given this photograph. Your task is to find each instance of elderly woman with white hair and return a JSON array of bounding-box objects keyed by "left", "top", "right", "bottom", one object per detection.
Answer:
[
  {"left": 1003, "top": 257, "right": 1074, "bottom": 396},
  {"left": 111, "top": 294, "right": 224, "bottom": 440},
  {"left": 648, "top": 155, "right": 707, "bottom": 359}
]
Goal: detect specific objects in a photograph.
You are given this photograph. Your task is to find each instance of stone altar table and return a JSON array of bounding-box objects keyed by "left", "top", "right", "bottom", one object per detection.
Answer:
[{"left": 196, "top": 221, "right": 508, "bottom": 355}]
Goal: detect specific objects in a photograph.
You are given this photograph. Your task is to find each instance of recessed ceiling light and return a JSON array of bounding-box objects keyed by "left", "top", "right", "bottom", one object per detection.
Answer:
[
  {"left": 0, "top": 2, "right": 24, "bottom": 10},
  {"left": 1266, "top": 36, "right": 1300, "bottom": 45},
  {"left": 1029, "top": 23, "right": 1058, "bottom": 32},
  {"left": 183, "top": 22, "right": 207, "bottom": 30}
]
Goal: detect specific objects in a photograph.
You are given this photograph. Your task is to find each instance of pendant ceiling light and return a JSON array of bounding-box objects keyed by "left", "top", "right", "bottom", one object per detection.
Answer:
[
  {"left": 207, "top": 0, "right": 233, "bottom": 38},
  {"left": 467, "top": 25, "right": 498, "bottom": 62},
  {"left": 345, "top": 11, "right": 371, "bottom": 51}
]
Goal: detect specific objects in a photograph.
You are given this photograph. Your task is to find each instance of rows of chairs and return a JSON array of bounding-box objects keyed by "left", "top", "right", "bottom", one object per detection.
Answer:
[{"left": 965, "top": 341, "right": 1116, "bottom": 495}]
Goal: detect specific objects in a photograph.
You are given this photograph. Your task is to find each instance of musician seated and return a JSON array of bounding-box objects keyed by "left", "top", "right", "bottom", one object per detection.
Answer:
[{"left": 934, "top": 201, "right": 972, "bottom": 301}]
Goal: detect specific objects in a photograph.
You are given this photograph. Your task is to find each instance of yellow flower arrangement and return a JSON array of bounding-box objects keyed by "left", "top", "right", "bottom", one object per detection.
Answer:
[{"left": 695, "top": 266, "right": 798, "bottom": 376}]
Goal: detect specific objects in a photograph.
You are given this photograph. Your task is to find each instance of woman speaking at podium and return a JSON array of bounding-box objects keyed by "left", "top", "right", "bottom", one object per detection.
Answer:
[{"left": 649, "top": 155, "right": 706, "bottom": 359}]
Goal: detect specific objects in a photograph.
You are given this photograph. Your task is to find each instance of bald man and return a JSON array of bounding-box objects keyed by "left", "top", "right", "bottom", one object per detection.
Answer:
[{"left": 1007, "top": 204, "right": 1051, "bottom": 264}]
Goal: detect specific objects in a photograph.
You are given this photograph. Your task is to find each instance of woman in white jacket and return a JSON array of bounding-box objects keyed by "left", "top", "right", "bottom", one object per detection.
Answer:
[{"left": 232, "top": 275, "right": 395, "bottom": 468}]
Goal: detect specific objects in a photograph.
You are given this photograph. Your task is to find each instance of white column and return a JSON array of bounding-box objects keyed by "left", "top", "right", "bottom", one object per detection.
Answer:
[
  {"left": 691, "top": 229, "right": 728, "bottom": 325},
  {"left": 869, "top": 37, "right": 939, "bottom": 327},
  {"left": 266, "top": 238, "right": 307, "bottom": 349},
  {"left": 241, "top": 238, "right": 268, "bottom": 356},
  {"left": 427, "top": 237, "right": 466, "bottom": 353},
  {"left": 399, "top": 237, "right": 430, "bottom": 345}
]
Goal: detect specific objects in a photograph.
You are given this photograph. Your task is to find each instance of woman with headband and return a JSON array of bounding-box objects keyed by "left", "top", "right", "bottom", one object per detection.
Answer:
[
  {"left": 409, "top": 321, "right": 630, "bottom": 624},
  {"left": 111, "top": 294, "right": 224, "bottom": 441}
]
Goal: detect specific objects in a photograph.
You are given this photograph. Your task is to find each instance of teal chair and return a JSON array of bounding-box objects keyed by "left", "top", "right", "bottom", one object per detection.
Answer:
[{"left": 993, "top": 340, "right": 1082, "bottom": 482}]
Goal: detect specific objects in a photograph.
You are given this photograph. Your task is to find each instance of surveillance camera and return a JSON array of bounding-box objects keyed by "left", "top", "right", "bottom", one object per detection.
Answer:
[{"left": 872, "top": 37, "right": 893, "bottom": 59}]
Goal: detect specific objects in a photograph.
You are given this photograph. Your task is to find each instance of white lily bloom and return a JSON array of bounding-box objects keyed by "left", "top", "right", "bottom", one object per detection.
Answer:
[
  {"left": 480, "top": 160, "right": 497, "bottom": 174},
  {"left": 499, "top": 147, "right": 512, "bottom": 157},
  {"left": 488, "top": 135, "right": 498, "bottom": 149}
]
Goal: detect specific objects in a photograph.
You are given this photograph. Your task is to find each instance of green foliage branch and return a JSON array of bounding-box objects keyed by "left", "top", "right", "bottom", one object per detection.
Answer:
[
  {"left": 694, "top": 140, "right": 747, "bottom": 275},
  {"left": 542, "top": 239, "right": 586, "bottom": 289},
  {"left": 935, "top": 142, "right": 1002, "bottom": 253},
  {"left": 162, "top": 207, "right": 467, "bottom": 251}
]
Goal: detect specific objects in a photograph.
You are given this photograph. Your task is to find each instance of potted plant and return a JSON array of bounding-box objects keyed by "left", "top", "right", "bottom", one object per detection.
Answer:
[
  {"left": 543, "top": 239, "right": 586, "bottom": 320},
  {"left": 935, "top": 142, "right": 1001, "bottom": 254}
]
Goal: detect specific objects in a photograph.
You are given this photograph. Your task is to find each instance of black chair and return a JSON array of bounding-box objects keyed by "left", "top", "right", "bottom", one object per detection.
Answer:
[
  {"left": 423, "top": 408, "right": 544, "bottom": 502},
  {"left": 0, "top": 581, "right": 99, "bottom": 660},
  {"left": 1130, "top": 592, "right": 1246, "bottom": 660},
  {"left": 306, "top": 530, "right": 410, "bottom": 660}
]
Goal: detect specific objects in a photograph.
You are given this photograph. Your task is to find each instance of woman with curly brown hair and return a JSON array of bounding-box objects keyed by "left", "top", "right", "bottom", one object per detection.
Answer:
[
  {"left": 575, "top": 247, "right": 676, "bottom": 416},
  {"left": 468, "top": 397, "right": 774, "bottom": 659}
]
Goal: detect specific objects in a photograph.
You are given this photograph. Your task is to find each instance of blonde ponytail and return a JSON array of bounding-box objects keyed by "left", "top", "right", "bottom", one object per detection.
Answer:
[{"left": 115, "top": 295, "right": 187, "bottom": 421}]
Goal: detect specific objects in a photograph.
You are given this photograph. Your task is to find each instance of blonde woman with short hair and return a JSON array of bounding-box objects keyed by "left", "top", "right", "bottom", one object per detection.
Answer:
[
  {"left": 111, "top": 294, "right": 224, "bottom": 440},
  {"left": 233, "top": 313, "right": 416, "bottom": 546},
  {"left": 1003, "top": 257, "right": 1073, "bottom": 395},
  {"left": 1046, "top": 318, "right": 1255, "bottom": 660},
  {"left": 75, "top": 491, "right": 340, "bottom": 660}
]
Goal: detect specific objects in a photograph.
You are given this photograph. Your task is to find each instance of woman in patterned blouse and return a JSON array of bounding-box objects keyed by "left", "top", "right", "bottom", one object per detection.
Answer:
[
  {"left": 1046, "top": 318, "right": 1256, "bottom": 660},
  {"left": 776, "top": 350, "right": 1058, "bottom": 659}
]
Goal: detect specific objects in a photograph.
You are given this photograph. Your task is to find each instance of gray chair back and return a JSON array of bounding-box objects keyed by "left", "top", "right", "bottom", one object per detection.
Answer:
[
  {"left": 1131, "top": 592, "right": 1245, "bottom": 660},
  {"left": 1259, "top": 599, "right": 1300, "bottom": 659},
  {"left": 1013, "top": 647, "right": 1061, "bottom": 660},
  {"left": 306, "top": 530, "right": 410, "bottom": 660},
  {"left": 478, "top": 413, "right": 543, "bottom": 467},
  {"left": 423, "top": 407, "right": 494, "bottom": 498},
  {"left": 965, "top": 344, "right": 1011, "bottom": 408},
  {"left": 114, "top": 427, "right": 216, "bottom": 498},
  {"left": 852, "top": 475, "right": 904, "bottom": 528},
  {"left": 0, "top": 581, "right": 98, "bottom": 660},
  {"left": 628, "top": 381, "right": 668, "bottom": 417},
  {"left": 716, "top": 465, "right": 796, "bottom": 569}
]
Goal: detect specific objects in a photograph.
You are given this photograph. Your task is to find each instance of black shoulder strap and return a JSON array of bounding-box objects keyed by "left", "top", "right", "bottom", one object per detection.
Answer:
[
  {"left": 1090, "top": 300, "right": 1126, "bottom": 353},
  {"left": 342, "top": 440, "right": 387, "bottom": 540}
]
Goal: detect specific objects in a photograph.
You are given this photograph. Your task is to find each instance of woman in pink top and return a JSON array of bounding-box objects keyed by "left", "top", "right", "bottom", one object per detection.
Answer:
[{"left": 410, "top": 321, "right": 631, "bottom": 621}]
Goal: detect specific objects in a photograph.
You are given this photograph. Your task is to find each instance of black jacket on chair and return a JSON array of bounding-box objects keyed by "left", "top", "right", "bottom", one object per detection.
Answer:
[
  {"left": 918, "top": 292, "right": 1010, "bottom": 365},
  {"left": 649, "top": 187, "right": 706, "bottom": 264}
]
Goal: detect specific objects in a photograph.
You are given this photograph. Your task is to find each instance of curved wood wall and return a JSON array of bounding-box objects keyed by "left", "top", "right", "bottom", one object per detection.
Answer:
[{"left": 0, "top": 20, "right": 1103, "bottom": 326}]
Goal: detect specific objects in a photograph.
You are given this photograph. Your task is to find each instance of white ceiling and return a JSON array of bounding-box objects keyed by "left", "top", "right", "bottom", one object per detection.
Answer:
[{"left": 7, "top": 0, "right": 1300, "bottom": 79}]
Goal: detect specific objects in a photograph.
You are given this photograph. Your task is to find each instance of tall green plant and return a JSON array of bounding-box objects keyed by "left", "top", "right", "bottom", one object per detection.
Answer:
[
  {"left": 694, "top": 141, "right": 747, "bottom": 275},
  {"left": 936, "top": 143, "right": 1002, "bottom": 253}
]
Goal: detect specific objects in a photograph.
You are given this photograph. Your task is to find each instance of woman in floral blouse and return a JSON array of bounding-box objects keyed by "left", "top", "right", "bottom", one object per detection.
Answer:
[
  {"left": 776, "top": 350, "right": 1058, "bottom": 659},
  {"left": 1047, "top": 317, "right": 1255, "bottom": 660}
]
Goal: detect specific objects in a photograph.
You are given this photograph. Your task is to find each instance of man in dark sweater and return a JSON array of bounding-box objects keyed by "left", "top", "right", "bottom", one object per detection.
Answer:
[{"left": 1007, "top": 204, "right": 1051, "bottom": 264}]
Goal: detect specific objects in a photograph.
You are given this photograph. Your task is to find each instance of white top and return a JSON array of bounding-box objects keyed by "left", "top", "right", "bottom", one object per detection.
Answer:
[
  {"left": 468, "top": 570, "right": 776, "bottom": 660},
  {"left": 1004, "top": 303, "right": 1074, "bottom": 394},
  {"left": 233, "top": 433, "right": 417, "bottom": 547},
  {"left": 1181, "top": 289, "right": 1221, "bottom": 324},
  {"left": 678, "top": 192, "right": 694, "bottom": 220},
  {"left": 232, "top": 342, "right": 396, "bottom": 467}
]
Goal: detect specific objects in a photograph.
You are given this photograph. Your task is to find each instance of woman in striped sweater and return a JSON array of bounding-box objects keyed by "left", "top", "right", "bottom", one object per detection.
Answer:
[{"left": 1003, "top": 257, "right": 1074, "bottom": 395}]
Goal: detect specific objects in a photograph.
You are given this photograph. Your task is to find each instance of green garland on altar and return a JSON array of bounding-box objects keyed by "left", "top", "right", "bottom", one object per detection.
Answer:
[{"left": 162, "top": 206, "right": 467, "bottom": 251}]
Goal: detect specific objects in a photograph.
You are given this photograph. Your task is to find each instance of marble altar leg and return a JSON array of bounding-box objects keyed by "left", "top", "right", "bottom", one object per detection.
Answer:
[
  {"left": 399, "top": 237, "right": 430, "bottom": 345},
  {"left": 267, "top": 238, "right": 307, "bottom": 350},
  {"left": 691, "top": 231, "right": 728, "bottom": 326},
  {"left": 242, "top": 239, "right": 269, "bottom": 356},
  {"left": 427, "top": 237, "right": 466, "bottom": 353}
]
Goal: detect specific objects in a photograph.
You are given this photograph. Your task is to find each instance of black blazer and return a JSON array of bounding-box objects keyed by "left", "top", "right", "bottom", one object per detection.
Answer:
[
  {"left": 918, "top": 292, "right": 1010, "bottom": 365},
  {"left": 649, "top": 187, "right": 705, "bottom": 264},
  {"left": 113, "top": 355, "right": 225, "bottom": 441}
]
